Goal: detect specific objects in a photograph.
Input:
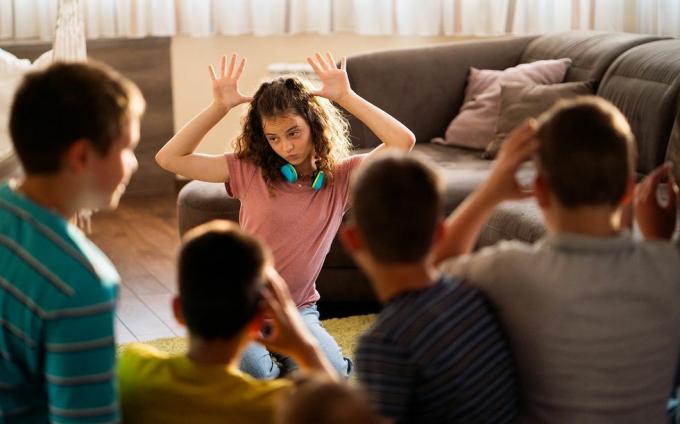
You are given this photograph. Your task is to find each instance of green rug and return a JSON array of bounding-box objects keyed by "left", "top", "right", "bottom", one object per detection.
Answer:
[{"left": 120, "top": 314, "right": 375, "bottom": 361}]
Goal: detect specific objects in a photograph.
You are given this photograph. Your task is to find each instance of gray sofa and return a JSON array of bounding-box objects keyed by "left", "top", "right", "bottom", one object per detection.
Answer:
[{"left": 177, "top": 31, "right": 680, "bottom": 311}]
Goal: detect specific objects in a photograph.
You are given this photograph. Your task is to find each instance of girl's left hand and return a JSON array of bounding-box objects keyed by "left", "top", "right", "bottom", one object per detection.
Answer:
[{"left": 307, "top": 52, "right": 352, "bottom": 103}]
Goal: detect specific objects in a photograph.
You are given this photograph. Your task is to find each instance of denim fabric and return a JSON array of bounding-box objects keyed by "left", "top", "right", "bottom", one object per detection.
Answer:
[{"left": 240, "top": 304, "right": 351, "bottom": 379}]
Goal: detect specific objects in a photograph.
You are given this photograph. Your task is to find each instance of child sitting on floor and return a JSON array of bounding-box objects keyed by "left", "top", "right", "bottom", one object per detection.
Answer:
[{"left": 118, "top": 220, "right": 338, "bottom": 424}]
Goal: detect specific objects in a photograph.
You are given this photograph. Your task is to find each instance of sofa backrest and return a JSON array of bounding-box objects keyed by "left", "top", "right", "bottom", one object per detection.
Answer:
[
  {"left": 345, "top": 36, "right": 537, "bottom": 149},
  {"left": 597, "top": 39, "right": 680, "bottom": 176},
  {"left": 520, "top": 31, "right": 664, "bottom": 83}
]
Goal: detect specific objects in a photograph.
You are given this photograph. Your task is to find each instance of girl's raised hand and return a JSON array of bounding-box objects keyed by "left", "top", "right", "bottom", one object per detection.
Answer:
[
  {"left": 208, "top": 53, "right": 252, "bottom": 110},
  {"left": 306, "top": 52, "right": 352, "bottom": 103}
]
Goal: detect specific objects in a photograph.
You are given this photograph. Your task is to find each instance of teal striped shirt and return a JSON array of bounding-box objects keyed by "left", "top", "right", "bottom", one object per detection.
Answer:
[{"left": 0, "top": 183, "right": 120, "bottom": 423}]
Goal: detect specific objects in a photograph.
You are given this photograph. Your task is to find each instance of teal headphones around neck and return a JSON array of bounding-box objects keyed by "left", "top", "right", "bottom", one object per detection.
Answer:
[{"left": 280, "top": 163, "right": 325, "bottom": 191}]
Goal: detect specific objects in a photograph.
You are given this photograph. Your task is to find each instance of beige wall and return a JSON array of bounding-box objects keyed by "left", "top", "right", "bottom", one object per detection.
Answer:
[{"left": 170, "top": 33, "right": 467, "bottom": 154}]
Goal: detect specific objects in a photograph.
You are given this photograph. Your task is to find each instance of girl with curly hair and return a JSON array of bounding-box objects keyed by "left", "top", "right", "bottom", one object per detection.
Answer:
[{"left": 156, "top": 52, "right": 415, "bottom": 379}]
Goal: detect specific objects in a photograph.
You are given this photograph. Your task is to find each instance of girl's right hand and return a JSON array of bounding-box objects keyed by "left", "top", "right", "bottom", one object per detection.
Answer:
[{"left": 208, "top": 53, "right": 252, "bottom": 110}]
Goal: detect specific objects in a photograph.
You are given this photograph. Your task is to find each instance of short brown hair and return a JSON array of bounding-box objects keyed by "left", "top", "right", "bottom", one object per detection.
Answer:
[
  {"left": 179, "top": 220, "right": 270, "bottom": 340},
  {"left": 536, "top": 96, "right": 635, "bottom": 208},
  {"left": 350, "top": 152, "right": 443, "bottom": 263},
  {"left": 10, "top": 61, "right": 145, "bottom": 174}
]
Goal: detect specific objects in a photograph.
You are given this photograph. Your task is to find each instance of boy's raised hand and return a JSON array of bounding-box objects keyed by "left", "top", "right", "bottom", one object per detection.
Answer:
[
  {"left": 635, "top": 162, "right": 678, "bottom": 240},
  {"left": 256, "top": 268, "right": 318, "bottom": 355},
  {"left": 481, "top": 120, "right": 539, "bottom": 202},
  {"left": 208, "top": 53, "right": 252, "bottom": 110},
  {"left": 307, "top": 52, "right": 352, "bottom": 103}
]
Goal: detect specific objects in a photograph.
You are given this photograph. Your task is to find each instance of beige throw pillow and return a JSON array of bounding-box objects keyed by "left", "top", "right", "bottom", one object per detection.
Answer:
[{"left": 483, "top": 80, "right": 596, "bottom": 159}]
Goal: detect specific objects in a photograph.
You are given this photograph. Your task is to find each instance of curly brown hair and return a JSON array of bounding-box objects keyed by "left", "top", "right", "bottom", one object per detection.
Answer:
[{"left": 233, "top": 76, "right": 351, "bottom": 187}]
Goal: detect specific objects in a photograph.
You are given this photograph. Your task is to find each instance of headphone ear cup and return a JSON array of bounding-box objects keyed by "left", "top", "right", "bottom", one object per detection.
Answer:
[
  {"left": 280, "top": 164, "right": 298, "bottom": 183},
  {"left": 311, "top": 171, "right": 325, "bottom": 191}
]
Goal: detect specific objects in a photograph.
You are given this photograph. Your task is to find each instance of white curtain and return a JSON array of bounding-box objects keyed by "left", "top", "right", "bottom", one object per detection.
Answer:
[{"left": 1, "top": 0, "right": 679, "bottom": 40}]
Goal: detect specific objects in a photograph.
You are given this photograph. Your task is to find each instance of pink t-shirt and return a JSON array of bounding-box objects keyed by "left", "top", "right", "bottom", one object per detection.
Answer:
[{"left": 225, "top": 153, "right": 365, "bottom": 307}]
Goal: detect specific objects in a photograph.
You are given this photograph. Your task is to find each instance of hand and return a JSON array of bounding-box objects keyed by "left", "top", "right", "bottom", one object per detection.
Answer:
[
  {"left": 208, "top": 53, "right": 252, "bottom": 110},
  {"left": 480, "top": 120, "right": 539, "bottom": 202},
  {"left": 256, "top": 268, "right": 318, "bottom": 357},
  {"left": 635, "top": 162, "right": 678, "bottom": 240},
  {"left": 306, "top": 52, "right": 352, "bottom": 103}
]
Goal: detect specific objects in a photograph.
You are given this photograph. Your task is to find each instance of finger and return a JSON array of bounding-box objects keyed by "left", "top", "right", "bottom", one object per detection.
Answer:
[
  {"left": 509, "top": 120, "right": 537, "bottom": 148},
  {"left": 227, "top": 53, "right": 237, "bottom": 78},
  {"left": 640, "top": 164, "right": 669, "bottom": 203},
  {"left": 513, "top": 139, "right": 539, "bottom": 164},
  {"left": 240, "top": 95, "right": 254, "bottom": 103},
  {"left": 261, "top": 288, "right": 283, "bottom": 315},
  {"left": 340, "top": 56, "right": 347, "bottom": 71},
  {"left": 208, "top": 65, "right": 217, "bottom": 82},
  {"left": 219, "top": 55, "right": 227, "bottom": 78},
  {"left": 636, "top": 174, "right": 654, "bottom": 203},
  {"left": 264, "top": 269, "right": 289, "bottom": 302},
  {"left": 234, "top": 57, "right": 247, "bottom": 79},
  {"left": 306, "top": 56, "right": 324, "bottom": 76},
  {"left": 315, "top": 52, "right": 330, "bottom": 71},
  {"left": 499, "top": 120, "right": 536, "bottom": 157},
  {"left": 325, "top": 52, "right": 337, "bottom": 69}
]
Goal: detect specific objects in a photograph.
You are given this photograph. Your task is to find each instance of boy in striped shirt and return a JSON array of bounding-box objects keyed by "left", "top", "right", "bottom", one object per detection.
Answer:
[
  {"left": 0, "top": 62, "right": 144, "bottom": 422},
  {"left": 340, "top": 153, "right": 519, "bottom": 423}
]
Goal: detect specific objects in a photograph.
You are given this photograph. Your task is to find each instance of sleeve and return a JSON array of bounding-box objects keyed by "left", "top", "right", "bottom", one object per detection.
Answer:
[
  {"left": 44, "top": 298, "right": 119, "bottom": 423},
  {"left": 338, "top": 153, "right": 368, "bottom": 211},
  {"left": 356, "top": 334, "right": 415, "bottom": 422},
  {"left": 224, "top": 153, "right": 256, "bottom": 199}
]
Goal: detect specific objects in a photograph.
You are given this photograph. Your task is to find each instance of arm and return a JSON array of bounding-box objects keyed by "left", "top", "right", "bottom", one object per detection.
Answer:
[
  {"left": 635, "top": 162, "right": 678, "bottom": 240},
  {"left": 433, "top": 121, "right": 538, "bottom": 265},
  {"left": 155, "top": 53, "right": 252, "bottom": 182},
  {"left": 307, "top": 53, "right": 416, "bottom": 155},
  {"left": 256, "top": 268, "right": 339, "bottom": 381}
]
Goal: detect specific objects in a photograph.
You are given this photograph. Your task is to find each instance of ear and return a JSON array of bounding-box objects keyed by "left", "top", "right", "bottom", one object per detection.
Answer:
[
  {"left": 172, "top": 296, "right": 186, "bottom": 326},
  {"left": 339, "top": 225, "right": 363, "bottom": 255},
  {"left": 534, "top": 172, "right": 550, "bottom": 209},
  {"left": 63, "top": 138, "right": 92, "bottom": 174},
  {"left": 619, "top": 174, "right": 636, "bottom": 205},
  {"left": 431, "top": 220, "right": 446, "bottom": 246}
]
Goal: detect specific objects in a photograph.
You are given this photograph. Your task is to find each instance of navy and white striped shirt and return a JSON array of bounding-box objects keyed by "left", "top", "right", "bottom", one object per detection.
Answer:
[{"left": 356, "top": 276, "right": 519, "bottom": 423}]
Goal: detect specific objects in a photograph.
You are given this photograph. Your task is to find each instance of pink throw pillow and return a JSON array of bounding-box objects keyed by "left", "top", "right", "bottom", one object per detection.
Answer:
[{"left": 432, "top": 58, "right": 572, "bottom": 150}]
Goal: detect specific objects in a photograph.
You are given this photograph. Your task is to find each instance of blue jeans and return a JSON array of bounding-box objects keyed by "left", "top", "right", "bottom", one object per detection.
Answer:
[{"left": 239, "top": 304, "right": 351, "bottom": 379}]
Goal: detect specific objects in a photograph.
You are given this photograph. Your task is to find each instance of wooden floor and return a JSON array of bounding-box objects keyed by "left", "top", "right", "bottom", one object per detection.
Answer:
[{"left": 90, "top": 194, "right": 186, "bottom": 343}]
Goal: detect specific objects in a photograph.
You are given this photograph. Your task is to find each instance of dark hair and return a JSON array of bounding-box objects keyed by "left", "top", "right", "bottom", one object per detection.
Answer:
[
  {"left": 279, "top": 377, "right": 383, "bottom": 424},
  {"left": 351, "top": 152, "right": 443, "bottom": 263},
  {"left": 179, "top": 220, "right": 270, "bottom": 340},
  {"left": 536, "top": 96, "right": 635, "bottom": 208},
  {"left": 234, "top": 76, "right": 350, "bottom": 186},
  {"left": 10, "top": 61, "right": 145, "bottom": 175}
]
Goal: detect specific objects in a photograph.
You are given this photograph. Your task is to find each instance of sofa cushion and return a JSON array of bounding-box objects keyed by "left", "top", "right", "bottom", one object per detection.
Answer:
[
  {"left": 432, "top": 58, "right": 571, "bottom": 150},
  {"left": 477, "top": 199, "right": 546, "bottom": 248},
  {"left": 520, "top": 31, "right": 665, "bottom": 82},
  {"left": 598, "top": 39, "right": 680, "bottom": 176},
  {"left": 177, "top": 180, "right": 240, "bottom": 236},
  {"left": 484, "top": 80, "right": 596, "bottom": 158}
]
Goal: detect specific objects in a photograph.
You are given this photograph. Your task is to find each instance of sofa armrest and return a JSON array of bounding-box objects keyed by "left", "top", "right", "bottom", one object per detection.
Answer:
[{"left": 344, "top": 36, "right": 537, "bottom": 149}]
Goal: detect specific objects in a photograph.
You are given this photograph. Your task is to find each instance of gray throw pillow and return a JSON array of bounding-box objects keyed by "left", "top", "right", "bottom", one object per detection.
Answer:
[{"left": 483, "top": 80, "right": 596, "bottom": 159}]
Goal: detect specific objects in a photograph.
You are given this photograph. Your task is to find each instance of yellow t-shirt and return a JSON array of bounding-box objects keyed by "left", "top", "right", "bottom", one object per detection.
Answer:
[{"left": 118, "top": 343, "right": 292, "bottom": 424}]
